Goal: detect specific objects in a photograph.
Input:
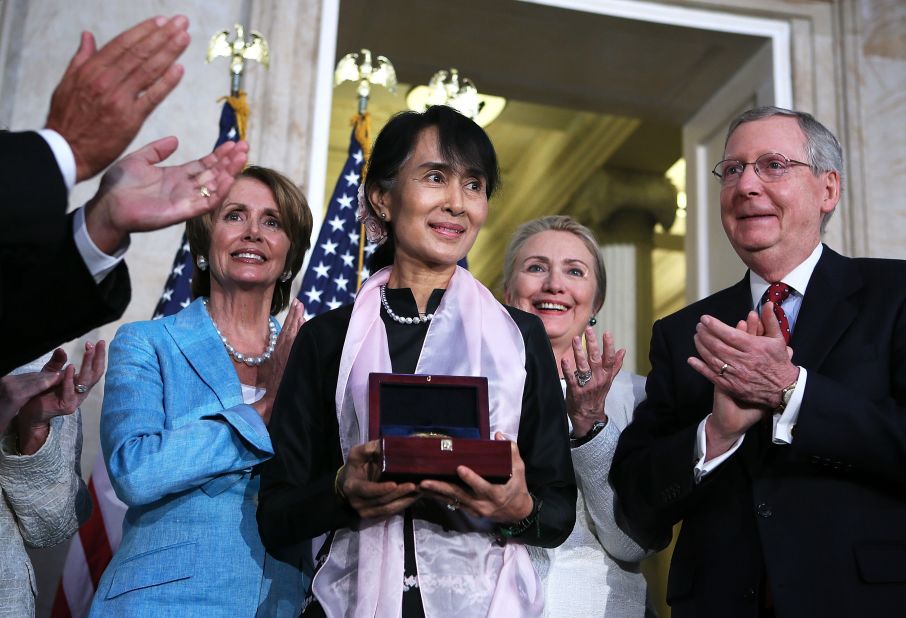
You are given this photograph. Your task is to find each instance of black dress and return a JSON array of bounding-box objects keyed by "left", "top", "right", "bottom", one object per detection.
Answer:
[{"left": 257, "top": 288, "right": 577, "bottom": 615}]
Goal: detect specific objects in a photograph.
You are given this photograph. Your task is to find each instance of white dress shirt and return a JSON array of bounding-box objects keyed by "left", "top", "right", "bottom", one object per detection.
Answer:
[
  {"left": 37, "top": 129, "right": 127, "bottom": 283},
  {"left": 694, "top": 243, "right": 824, "bottom": 481}
]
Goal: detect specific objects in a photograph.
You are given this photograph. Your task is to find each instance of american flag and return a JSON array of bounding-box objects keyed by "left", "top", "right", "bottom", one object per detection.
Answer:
[
  {"left": 296, "top": 116, "right": 375, "bottom": 317},
  {"left": 50, "top": 97, "right": 244, "bottom": 617}
]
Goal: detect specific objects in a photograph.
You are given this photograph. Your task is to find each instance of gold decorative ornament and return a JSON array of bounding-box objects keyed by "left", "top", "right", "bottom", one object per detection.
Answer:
[{"left": 207, "top": 24, "right": 270, "bottom": 97}]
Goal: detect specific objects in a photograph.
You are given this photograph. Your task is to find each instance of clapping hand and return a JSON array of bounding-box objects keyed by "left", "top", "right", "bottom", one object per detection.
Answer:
[
  {"left": 46, "top": 16, "right": 191, "bottom": 182},
  {"left": 1, "top": 342, "right": 106, "bottom": 455}
]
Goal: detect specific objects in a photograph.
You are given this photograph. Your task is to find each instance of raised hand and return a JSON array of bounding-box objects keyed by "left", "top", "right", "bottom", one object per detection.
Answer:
[
  {"left": 338, "top": 440, "right": 420, "bottom": 519},
  {"left": 84, "top": 136, "right": 250, "bottom": 254},
  {"left": 5, "top": 342, "right": 106, "bottom": 455},
  {"left": 45, "top": 16, "right": 191, "bottom": 182},
  {"left": 561, "top": 328, "right": 625, "bottom": 438},
  {"left": 419, "top": 434, "right": 533, "bottom": 524}
]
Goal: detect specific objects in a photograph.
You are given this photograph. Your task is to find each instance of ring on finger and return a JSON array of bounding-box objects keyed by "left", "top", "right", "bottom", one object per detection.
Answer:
[
  {"left": 199, "top": 185, "right": 211, "bottom": 198},
  {"left": 575, "top": 369, "right": 593, "bottom": 387},
  {"left": 446, "top": 498, "right": 460, "bottom": 512},
  {"left": 75, "top": 384, "right": 89, "bottom": 394},
  {"left": 717, "top": 362, "right": 730, "bottom": 377}
]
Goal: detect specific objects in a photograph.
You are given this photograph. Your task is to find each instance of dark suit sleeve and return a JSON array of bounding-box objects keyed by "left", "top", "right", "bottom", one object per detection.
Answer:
[
  {"left": 0, "top": 131, "right": 68, "bottom": 248},
  {"left": 610, "top": 318, "right": 702, "bottom": 550},
  {"left": 510, "top": 309, "right": 577, "bottom": 548},
  {"left": 789, "top": 260, "right": 906, "bottom": 487},
  {"left": 257, "top": 312, "right": 358, "bottom": 555},
  {"left": 0, "top": 212, "right": 130, "bottom": 375}
]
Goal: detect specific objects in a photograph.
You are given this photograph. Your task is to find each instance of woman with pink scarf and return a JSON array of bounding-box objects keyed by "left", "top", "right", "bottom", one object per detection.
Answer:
[{"left": 258, "top": 105, "right": 576, "bottom": 617}]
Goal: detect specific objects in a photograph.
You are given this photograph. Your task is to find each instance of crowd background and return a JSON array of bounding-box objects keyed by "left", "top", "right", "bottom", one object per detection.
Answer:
[{"left": 1, "top": 1, "right": 903, "bottom": 616}]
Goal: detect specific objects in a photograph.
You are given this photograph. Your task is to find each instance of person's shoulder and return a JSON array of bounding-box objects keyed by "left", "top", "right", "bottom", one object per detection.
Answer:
[
  {"left": 503, "top": 304, "right": 546, "bottom": 336},
  {"left": 849, "top": 255, "right": 906, "bottom": 278},
  {"left": 299, "top": 304, "right": 354, "bottom": 340}
]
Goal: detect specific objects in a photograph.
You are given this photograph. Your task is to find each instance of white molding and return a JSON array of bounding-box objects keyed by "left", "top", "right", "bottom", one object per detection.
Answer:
[{"left": 307, "top": 0, "right": 341, "bottom": 223}]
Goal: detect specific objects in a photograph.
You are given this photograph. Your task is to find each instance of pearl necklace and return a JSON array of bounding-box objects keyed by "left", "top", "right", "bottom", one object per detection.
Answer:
[
  {"left": 203, "top": 299, "right": 277, "bottom": 366},
  {"left": 379, "top": 285, "right": 434, "bottom": 325}
]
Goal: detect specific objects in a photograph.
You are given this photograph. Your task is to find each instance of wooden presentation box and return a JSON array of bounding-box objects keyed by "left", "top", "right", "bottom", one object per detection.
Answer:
[{"left": 368, "top": 373, "right": 512, "bottom": 484}]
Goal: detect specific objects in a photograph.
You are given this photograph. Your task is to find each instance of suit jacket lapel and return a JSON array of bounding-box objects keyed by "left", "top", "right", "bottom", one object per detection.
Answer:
[
  {"left": 790, "top": 246, "right": 862, "bottom": 370},
  {"left": 163, "top": 298, "right": 241, "bottom": 409}
]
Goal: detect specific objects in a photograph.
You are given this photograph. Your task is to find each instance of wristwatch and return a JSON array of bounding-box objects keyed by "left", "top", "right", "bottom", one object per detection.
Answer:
[
  {"left": 776, "top": 380, "right": 798, "bottom": 412},
  {"left": 570, "top": 418, "right": 608, "bottom": 449}
]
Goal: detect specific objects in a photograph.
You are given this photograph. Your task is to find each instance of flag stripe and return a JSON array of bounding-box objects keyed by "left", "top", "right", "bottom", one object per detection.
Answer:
[{"left": 79, "top": 480, "right": 115, "bottom": 587}]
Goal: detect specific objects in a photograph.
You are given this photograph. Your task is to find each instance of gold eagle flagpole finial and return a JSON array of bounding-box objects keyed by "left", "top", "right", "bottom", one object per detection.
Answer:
[
  {"left": 207, "top": 24, "right": 270, "bottom": 97},
  {"left": 334, "top": 49, "right": 397, "bottom": 115}
]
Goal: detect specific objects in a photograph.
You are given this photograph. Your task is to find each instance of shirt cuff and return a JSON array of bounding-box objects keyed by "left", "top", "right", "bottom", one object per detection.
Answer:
[
  {"left": 37, "top": 128, "right": 76, "bottom": 192},
  {"left": 772, "top": 367, "right": 807, "bottom": 445},
  {"left": 693, "top": 413, "right": 745, "bottom": 483},
  {"left": 73, "top": 206, "right": 128, "bottom": 283}
]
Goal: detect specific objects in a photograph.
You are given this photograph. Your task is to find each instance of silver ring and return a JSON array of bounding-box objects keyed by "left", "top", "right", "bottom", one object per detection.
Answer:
[
  {"left": 75, "top": 384, "right": 88, "bottom": 394},
  {"left": 199, "top": 185, "right": 211, "bottom": 198},
  {"left": 446, "top": 502, "right": 458, "bottom": 512},
  {"left": 575, "top": 369, "right": 593, "bottom": 388},
  {"left": 718, "top": 362, "right": 729, "bottom": 377}
]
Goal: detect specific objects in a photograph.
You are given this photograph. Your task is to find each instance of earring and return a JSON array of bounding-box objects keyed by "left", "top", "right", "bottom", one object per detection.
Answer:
[
  {"left": 280, "top": 270, "right": 292, "bottom": 282},
  {"left": 196, "top": 255, "right": 208, "bottom": 271},
  {"left": 379, "top": 211, "right": 387, "bottom": 220},
  {"left": 589, "top": 316, "right": 597, "bottom": 326}
]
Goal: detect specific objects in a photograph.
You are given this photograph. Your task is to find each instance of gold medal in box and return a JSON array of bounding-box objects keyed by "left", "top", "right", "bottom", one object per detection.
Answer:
[{"left": 368, "top": 373, "right": 512, "bottom": 483}]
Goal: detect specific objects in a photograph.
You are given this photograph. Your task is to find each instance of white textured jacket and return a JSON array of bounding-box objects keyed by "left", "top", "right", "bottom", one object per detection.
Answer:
[{"left": 529, "top": 371, "right": 652, "bottom": 617}]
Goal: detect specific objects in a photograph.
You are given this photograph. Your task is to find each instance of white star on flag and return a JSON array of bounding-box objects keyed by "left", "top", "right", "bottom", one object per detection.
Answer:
[
  {"left": 344, "top": 170, "right": 360, "bottom": 186},
  {"left": 335, "top": 275, "right": 349, "bottom": 291},
  {"left": 321, "top": 239, "right": 339, "bottom": 255},
  {"left": 337, "top": 194, "right": 353, "bottom": 209},
  {"left": 313, "top": 262, "right": 331, "bottom": 279},
  {"left": 304, "top": 286, "right": 323, "bottom": 304},
  {"left": 328, "top": 215, "right": 346, "bottom": 232}
]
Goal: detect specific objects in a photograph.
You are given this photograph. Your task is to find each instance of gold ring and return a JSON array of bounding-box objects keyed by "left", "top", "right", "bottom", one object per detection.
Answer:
[{"left": 199, "top": 185, "right": 211, "bottom": 198}]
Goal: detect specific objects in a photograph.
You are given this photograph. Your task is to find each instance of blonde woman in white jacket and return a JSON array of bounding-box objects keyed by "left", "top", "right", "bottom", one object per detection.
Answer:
[{"left": 504, "top": 216, "right": 653, "bottom": 618}]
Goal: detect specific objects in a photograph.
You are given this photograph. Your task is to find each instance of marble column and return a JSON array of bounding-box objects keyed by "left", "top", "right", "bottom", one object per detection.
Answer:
[{"left": 570, "top": 169, "right": 676, "bottom": 375}]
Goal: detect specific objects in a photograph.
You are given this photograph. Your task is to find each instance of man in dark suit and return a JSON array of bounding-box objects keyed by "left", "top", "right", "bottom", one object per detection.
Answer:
[
  {"left": 611, "top": 107, "right": 906, "bottom": 617},
  {"left": 1, "top": 16, "right": 248, "bottom": 374}
]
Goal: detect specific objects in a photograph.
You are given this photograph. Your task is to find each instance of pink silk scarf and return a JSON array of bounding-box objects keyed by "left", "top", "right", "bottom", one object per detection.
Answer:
[{"left": 312, "top": 266, "right": 543, "bottom": 617}]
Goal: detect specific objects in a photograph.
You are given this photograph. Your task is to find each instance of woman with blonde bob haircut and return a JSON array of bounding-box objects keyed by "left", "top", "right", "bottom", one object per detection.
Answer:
[{"left": 504, "top": 215, "right": 652, "bottom": 617}]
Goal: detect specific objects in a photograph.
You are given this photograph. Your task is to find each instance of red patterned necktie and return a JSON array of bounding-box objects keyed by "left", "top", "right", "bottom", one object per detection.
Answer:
[{"left": 762, "top": 282, "right": 792, "bottom": 344}]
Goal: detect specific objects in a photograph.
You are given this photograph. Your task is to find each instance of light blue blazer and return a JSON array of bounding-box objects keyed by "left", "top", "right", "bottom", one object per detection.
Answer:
[{"left": 90, "top": 299, "right": 309, "bottom": 617}]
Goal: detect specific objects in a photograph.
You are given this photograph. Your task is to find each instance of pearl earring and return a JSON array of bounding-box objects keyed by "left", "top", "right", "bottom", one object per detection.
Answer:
[
  {"left": 196, "top": 255, "right": 208, "bottom": 271},
  {"left": 589, "top": 316, "right": 597, "bottom": 326}
]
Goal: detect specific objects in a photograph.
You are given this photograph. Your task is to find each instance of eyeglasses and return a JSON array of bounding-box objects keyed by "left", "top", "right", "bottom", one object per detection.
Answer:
[{"left": 711, "top": 152, "right": 810, "bottom": 186}]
